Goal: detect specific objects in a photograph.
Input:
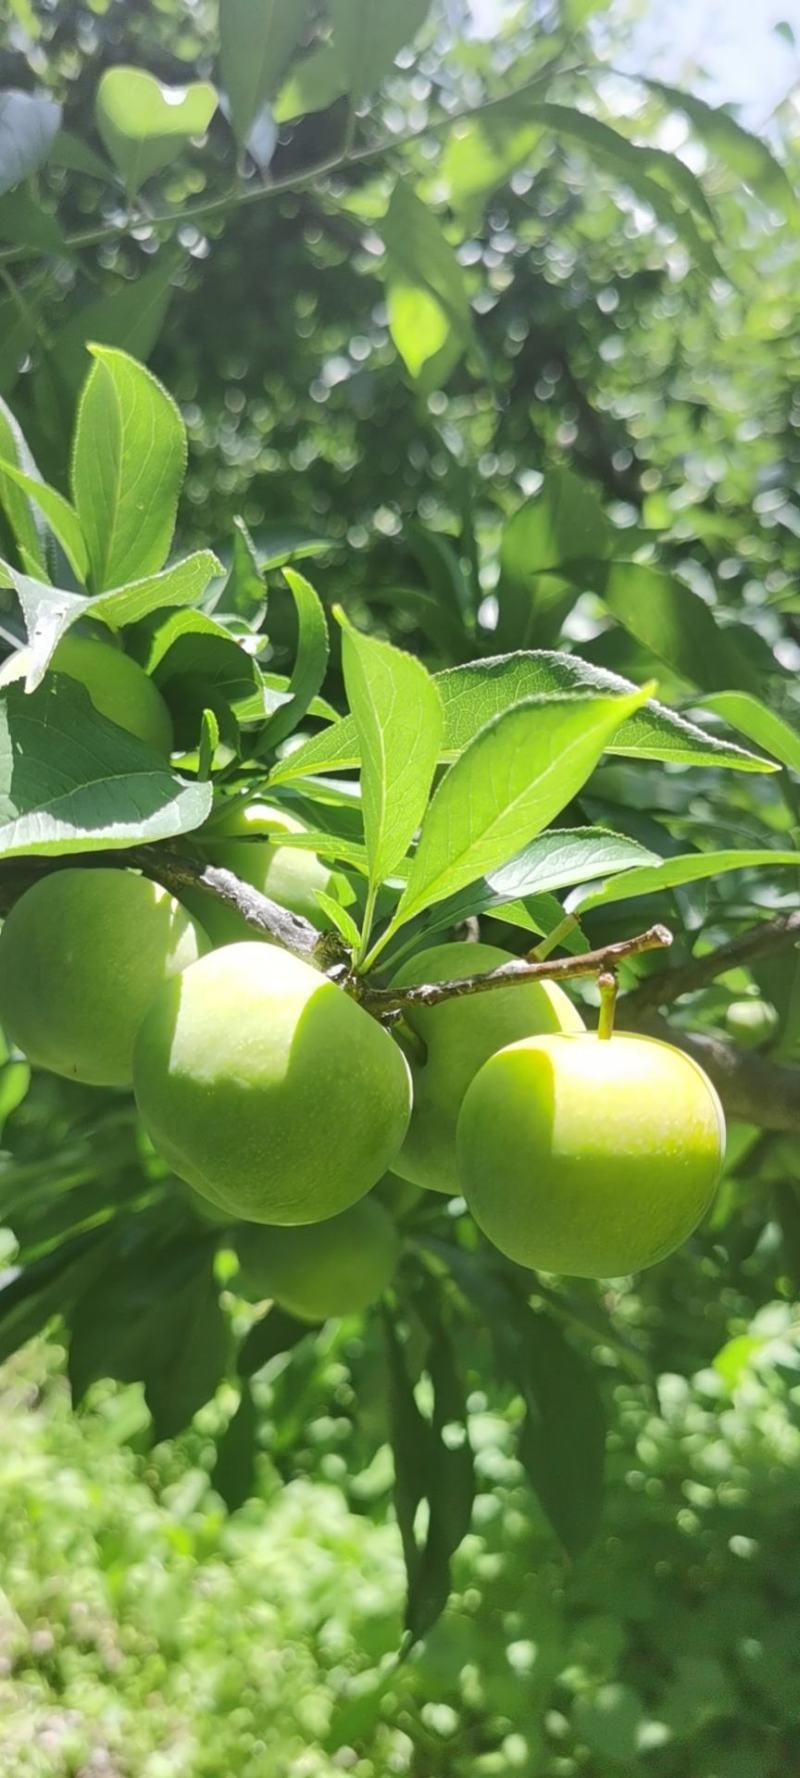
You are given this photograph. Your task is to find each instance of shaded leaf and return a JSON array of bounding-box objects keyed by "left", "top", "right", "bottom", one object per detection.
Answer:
[
  {"left": 0, "top": 459, "right": 88, "bottom": 581},
  {"left": 699, "top": 691, "right": 800, "bottom": 774},
  {"left": 220, "top": 0, "right": 307, "bottom": 145},
  {"left": 258, "top": 567, "right": 329, "bottom": 751},
  {"left": 599, "top": 562, "right": 760, "bottom": 694},
  {"left": 643, "top": 78, "right": 798, "bottom": 220},
  {"left": 382, "top": 180, "right": 475, "bottom": 391},
  {"left": 515, "top": 1307, "right": 606, "bottom": 1554},
  {"left": 213, "top": 1380, "right": 258, "bottom": 1510},
  {"left": 331, "top": 0, "right": 432, "bottom": 100},
  {"left": 237, "top": 1303, "right": 316, "bottom": 1376},
  {"left": 0, "top": 675, "right": 211, "bottom": 857}
]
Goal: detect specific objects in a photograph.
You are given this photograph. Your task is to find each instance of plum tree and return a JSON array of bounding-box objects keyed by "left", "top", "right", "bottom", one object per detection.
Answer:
[
  {"left": 51, "top": 633, "right": 173, "bottom": 755},
  {"left": 390, "top": 942, "right": 584, "bottom": 1194},
  {"left": 0, "top": 870, "right": 207, "bottom": 1088},
  {"left": 233, "top": 1195, "right": 400, "bottom": 1320},
  {"left": 133, "top": 941, "right": 412, "bottom": 1224},
  {"left": 457, "top": 1030, "right": 725, "bottom": 1277},
  {"left": 188, "top": 801, "right": 335, "bottom": 944}
]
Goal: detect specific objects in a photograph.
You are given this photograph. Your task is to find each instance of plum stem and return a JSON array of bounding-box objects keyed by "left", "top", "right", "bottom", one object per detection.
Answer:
[
  {"left": 358, "top": 924, "right": 674, "bottom": 1014},
  {"left": 597, "top": 971, "right": 618, "bottom": 1041}
]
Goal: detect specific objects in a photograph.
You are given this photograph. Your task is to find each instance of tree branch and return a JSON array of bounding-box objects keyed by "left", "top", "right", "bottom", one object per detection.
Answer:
[
  {"left": 0, "top": 847, "right": 335, "bottom": 967},
  {"left": 360, "top": 924, "right": 674, "bottom": 1013},
  {"left": 0, "top": 71, "right": 561, "bottom": 269},
  {"left": 628, "top": 1011, "right": 800, "bottom": 1134},
  {"left": 625, "top": 911, "right": 800, "bottom": 1012}
]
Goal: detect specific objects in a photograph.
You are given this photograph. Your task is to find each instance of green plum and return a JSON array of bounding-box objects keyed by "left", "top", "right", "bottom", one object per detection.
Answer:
[
  {"left": 0, "top": 869, "right": 207, "bottom": 1088},
  {"left": 133, "top": 942, "right": 412, "bottom": 1224},
  {"left": 458, "top": 1030, "right": 725, "bottom": 1277},
  {"left": 233, "top": 1195, "right": 400, "bottom": 1320},
  {"left": 725, "top": 997, "right": 778, "bottom": 1048},
  {"left": 191, "top": 800, "right": 334, "bottom": 944},
  {"left": 390, "top": 941, "right": 584, "bottom": 1195},
  {"left": 51, "top": 633, "right": 173, "bottom": 755}
]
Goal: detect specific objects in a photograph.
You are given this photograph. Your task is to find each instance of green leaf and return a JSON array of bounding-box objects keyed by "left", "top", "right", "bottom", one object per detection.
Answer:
[
  {"left": 198, "top": 706, "right": 219, "bottom": 780},
  {"left": 48, "top": 128, "right": 112, "bottom": 180},
  {"left": 339, "top": 613, "right": 443, "bottom": 894},
  {"left": 407, "top": 1313, "right": 474, "bottom": 1640},
  {"left": 599, "top": 562, "right": 761, "bottom": 693},
  {"left": 382, "top": 181, "right": 475, "bottom": 391},
  {"left": 498, "top": 470, "right": 611, "bottom": 648},
  {"left": 576, "top": 849, "right": 800, "bottom": 913},
  {"left": 313, "top": 891, "right": 361, "bottom": 950},
  {"left": 237, "top": 1303, "right": 316, "bottom": 1376},
  {"left": 0, "top": 397, "right": 47, "bottom": 578},
  {"left": 71, "top": 345, "right": 187, "bottom": 593},
  {"left": 502, "top": 470, "right": 612, "bottom": 578},
  {"left": 273, "top": 46, "right": 347, "bottom": 122},
  {"left": 259, "top": 568, "right": 329, "bottom": 751},
  {"left": 514, "top": 1308, "right": 605, "bottom": 1555},
  {"left": 216, "top": 516, "right": 266, "bottom": 619},
  {"left": 149, "top": 616, "right": 261, "bottom": 745},
  {"left": 44, "top": 253, "right": 181, "bottom": 402},
  {"left": 0, "top": 90, "right": 62, "bottom": 197},
  {"left": 385, "top": 684, "right": 648, "bottom": 939},
  {"left": 69, "top": 1239, "right": 228, "bottom": 1440},
  {"left": 642, "top": 78, "right": 798, "bottom": 220},
  {"left": 0, "top": 185, "right": 64, "bottom": 253},
  {"left": 530, "top": 103, "right": 721, "bottom": 276},
  {"left": 440, "top": 101, "right": 545, "bottom": 224},
  {"left": 0, "top": 1235, "right": 108, "bottom": 1367},
  {"left": 89, "top": 551, "right": 223, "bottom": 628},
  {"left": 486, "top": 826, "right": 659, "bottom": 901},
  {"left": 220, "top": 0, "right": 308, "bottom": 145},
  {"left": 331, "top": 0, "right": 431, "bottom": 100},
  {"left": 269, "top": 650, "right": 771, "bottom": 785},
  {"left": 0, "top": 459, "right": 88, "bottom": 581},
  {"left": 213, "top": 1381, "right": 258, "bottom": 1511},
  {"left": 698, "top": 691, "right": 800, "bottom": 774},
  {"left": 95, "top": 67, "right": 218, "bottom": 194},
  {"left": 0, "top": 675, "right": 211, "bottom": 857},
  {"left": 6, "top": 551, "right": 222, "bottom": 690}
]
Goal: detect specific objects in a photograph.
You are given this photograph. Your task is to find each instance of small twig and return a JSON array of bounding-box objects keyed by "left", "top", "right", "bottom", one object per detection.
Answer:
[
  {"left": 359, "top": 924, "right": 673, "bottom": 1013},
  {"left": 625, "top": 911, "right": 800, "bottom": 1012}
]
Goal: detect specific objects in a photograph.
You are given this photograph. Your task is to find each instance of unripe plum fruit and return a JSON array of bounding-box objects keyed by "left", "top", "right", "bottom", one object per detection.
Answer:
[
  {"left": 725, "top": 997, "right": 778, "bottom": 1048},
  {"left": 191, "top": 800, "right": 334, "bottom": 944},
  {"left": 133, "top": 942, "right": 412, "bottom": 1224},
  {"left": 51, "top": 633, "right": 173, "bottom": 755},
  {"left": 233, "top": 1195, "right": 400, "bottom": 1320},
  {"left": 390, "top": 942, "right": 584, "bottom": 1195},
  {"left": 458, "top": 1030, "right": 725, "bottom": 1277},
  {"left": 0, "top": 869, "right": 207, "bottom": 1087}
]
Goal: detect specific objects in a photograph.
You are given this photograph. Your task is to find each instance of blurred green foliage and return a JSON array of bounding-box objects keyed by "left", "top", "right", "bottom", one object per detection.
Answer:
[{"left": 1, "top": 1304, "right": 798, "bottom": 1778}]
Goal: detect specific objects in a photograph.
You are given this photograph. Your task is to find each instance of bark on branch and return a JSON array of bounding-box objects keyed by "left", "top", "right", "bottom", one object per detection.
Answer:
[
  {"left": 359, "top": 924, "right": 674, "bottom": 1013},
  {"left": 625, "top": 911, "right": 800, "bottom": 1012}
]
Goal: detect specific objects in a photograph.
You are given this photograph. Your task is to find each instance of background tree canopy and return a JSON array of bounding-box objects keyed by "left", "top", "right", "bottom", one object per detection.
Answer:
[{"left": 0, "top": 1, "right": 799, "bottom": 1774}]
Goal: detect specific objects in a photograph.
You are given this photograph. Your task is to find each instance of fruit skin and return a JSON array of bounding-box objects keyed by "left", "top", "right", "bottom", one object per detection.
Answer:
[
  {"left": 51, "top": 633, "right": 173, "bottom": 756},
  {"left": 0, "top": 869, "right": 207, "bottom": 1088},
  {"left": 234, "top": 1195, "right": 400, "bottom": 1320},
  {"left": 725, "top": 997, "right": 778, "bottom": 1048},
  {"left": 390, "top": 942, "right": 584, "bottom": 1195},
  {"left": 458, "top": 1030, "right": 725, "bottom": 1278},
  {"left": 191, "top": 800, "right": 334, "bottom": 945},
  {"left": 133, "top": 941, "right": 412, "bottom": 1225}
]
